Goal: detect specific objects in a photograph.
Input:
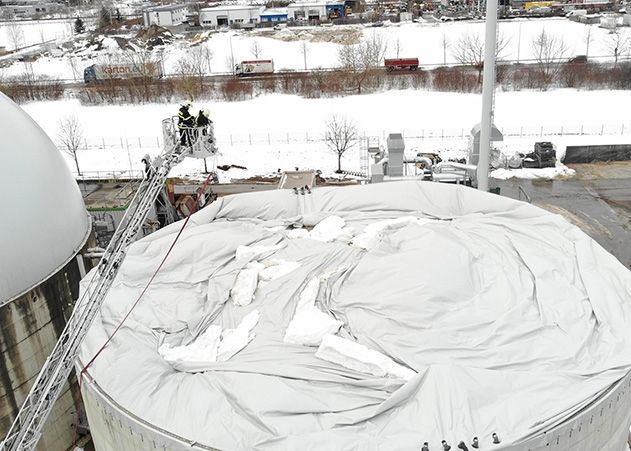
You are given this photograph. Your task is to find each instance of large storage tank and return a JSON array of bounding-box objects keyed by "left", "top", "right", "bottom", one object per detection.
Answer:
[
  {"left": 0, "top": 93, "right": 93, "bottom": 450},
  {"left": 77, "top": 181, "right": 631, "bottom": 451}
]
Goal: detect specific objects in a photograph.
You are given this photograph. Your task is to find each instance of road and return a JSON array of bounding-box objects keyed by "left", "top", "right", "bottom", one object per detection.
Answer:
[{"left": 493, "top": 162, "right": 631, "bottom": 268}]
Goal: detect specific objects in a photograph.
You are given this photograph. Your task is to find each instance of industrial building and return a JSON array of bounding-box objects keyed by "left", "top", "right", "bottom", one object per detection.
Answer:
[
  {"left": 0, "top": 0, "right": 64, "bottom": 19},
  {"left": 197, "top": 1, "right": 345, "bottom": 27},
  {"left": 260, "top": 8, "right": 289, "bottom": 22},
  {"left": 142, "top": 4, "right": 189, "bottom": 27},
  {"left": 0, "top": 93, "right": 94, "bottom": 450},
  {"left": 199, "top": 5, "right": 263, "bottom": 27},
  {"left": 287, "top": 1, "right": 346, "bottom": 20}
]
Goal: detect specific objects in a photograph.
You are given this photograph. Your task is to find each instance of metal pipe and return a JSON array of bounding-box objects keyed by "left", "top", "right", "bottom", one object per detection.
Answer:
[{"left": 477, "top": 0, "right": 498, "bottom": 192}]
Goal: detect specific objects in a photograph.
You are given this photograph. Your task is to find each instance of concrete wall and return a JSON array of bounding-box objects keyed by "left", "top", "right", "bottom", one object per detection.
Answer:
[{"left": 0, "top": 238, "right": 94, "bottom": 451}]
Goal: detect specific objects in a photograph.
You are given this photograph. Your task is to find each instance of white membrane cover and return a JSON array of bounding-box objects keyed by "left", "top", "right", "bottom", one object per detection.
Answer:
[{"left": 78, "top": 181, "right": 631, "bottom": 450}]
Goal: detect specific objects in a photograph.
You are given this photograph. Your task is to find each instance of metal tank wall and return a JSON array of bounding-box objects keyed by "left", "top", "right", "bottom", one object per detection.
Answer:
[
  {"left": 0, "top": 245, "right": 94, "bottom": 451},
  {"left": 80, "top": 366, "right": 631, "bottom": 451}
]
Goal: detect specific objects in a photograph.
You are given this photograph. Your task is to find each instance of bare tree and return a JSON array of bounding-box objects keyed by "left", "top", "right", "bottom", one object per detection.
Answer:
[
  {"left": 452, "top": 31, "right": 509, "bottom": 82},
  {"left": 120, "top": 48, "right": 167, "bottom": 101},
  {"left": 603, "top": 28, "right": 630, "bottom": 68},
  {"left": 7, "top": 22, "right": 25, "bottom": 51},
  {"left": 301, "top": 41, "right": 308, "bottom": 70},
  {"left": 250, "top": 39, "right": 262, "bottom": 58},
  {"left": 20, "top": 62, "right": 37, "bottom": 99},
  {"left": 531, "top": 28, "right": 568, "bottom": 86},
  {"left": 58, "top": 115, "right": 84, "bottom": 175},
  {"left": 394, "top": 38, "right": 401, "bottom": 58},
  {"left": 176, "top": 45, "right": 213, "bottom": 93},
  {"left": 441, "top": 33, "right": 449, "bottom": 66},
  {"left": 68, "top": 56, "right": 80, "bottom": 81},
  {"left": 338, "top": 33, "right": 387, "bottom": 94},
  {"left": 325, "top": 115, "right": 358, "bottom": 172},
  {"left": 225, "top": 55, "right": 235, "bottom": 73}
]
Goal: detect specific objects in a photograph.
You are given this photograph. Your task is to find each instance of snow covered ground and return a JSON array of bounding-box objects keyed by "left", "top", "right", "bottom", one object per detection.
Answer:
[
  {"left": 2, "top": 17, "right": 629, "bottom": 80},
  {"left": 0, "top": 19, "right": 76, "bottom": 51},
  {"left": 21, "top": 88, "right": 631, "bottom": 179}
]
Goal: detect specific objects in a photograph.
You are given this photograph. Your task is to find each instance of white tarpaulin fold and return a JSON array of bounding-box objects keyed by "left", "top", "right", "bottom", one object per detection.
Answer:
[{"left": 77, "top": 181, "right": 631, "bottom": 450}]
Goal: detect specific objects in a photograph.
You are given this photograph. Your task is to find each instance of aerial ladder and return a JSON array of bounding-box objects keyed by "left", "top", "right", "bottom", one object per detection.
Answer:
[{"left": 1, "top": 118, "right": 217, "bottom": 451}]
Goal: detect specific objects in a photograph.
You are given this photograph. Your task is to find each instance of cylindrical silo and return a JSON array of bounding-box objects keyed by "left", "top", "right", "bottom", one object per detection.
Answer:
[{"left": 0, "top": 92, "right": 93, "bottom": 450}]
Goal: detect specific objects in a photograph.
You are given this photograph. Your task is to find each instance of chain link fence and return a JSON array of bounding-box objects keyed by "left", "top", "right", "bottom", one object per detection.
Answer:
[{"left": 74, "top": 123, "right": 631, "bottom": 152}]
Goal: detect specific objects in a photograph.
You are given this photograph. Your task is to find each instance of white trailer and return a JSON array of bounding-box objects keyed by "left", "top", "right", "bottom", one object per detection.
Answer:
[
  {"left": 84, "top": 61, "right": 165, "bottom": 83},
  {"left": 235, "top": 59, "right": 274, "bottom": 76}
]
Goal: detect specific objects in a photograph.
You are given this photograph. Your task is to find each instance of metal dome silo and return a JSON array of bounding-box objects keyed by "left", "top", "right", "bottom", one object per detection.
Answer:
[
  {"left": 77, "top": 180, "right": 631, "bottom": 451},
  {"left": 0, "top": 92, "right": 92, "bottom": 450}
]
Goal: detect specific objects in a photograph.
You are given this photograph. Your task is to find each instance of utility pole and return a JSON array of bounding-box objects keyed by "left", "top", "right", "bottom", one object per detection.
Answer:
[
  {"left": 230, "top": 34, "right": 235, "bottom": 74},
  {"left": 516, "top": 22, "right": 521, "bottom": 64},
  {"left": 477, "top": 0, "right": 498, "bottom": 192}
]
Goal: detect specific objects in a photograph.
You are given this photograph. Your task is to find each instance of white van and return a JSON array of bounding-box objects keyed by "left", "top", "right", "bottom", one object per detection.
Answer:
[{"left": 566, "top": 9, "right": 588, "bottom": 17}]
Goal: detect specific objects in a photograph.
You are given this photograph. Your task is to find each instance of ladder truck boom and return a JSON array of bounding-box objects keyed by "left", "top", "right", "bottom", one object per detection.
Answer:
[{"left": 1, "top": 118, "right": 217, "bottom": 451}]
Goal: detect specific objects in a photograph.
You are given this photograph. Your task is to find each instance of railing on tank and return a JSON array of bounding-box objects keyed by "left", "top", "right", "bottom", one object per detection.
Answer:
[{"left": 162, "top": 116, "right": 218, "bottom": 159}]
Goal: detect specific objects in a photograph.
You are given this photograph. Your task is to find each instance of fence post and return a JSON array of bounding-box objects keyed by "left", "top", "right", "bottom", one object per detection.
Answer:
[
  {"left": 540, "top": 125, "right": 543, "bottom": 137},
  {"left": 156, "top": 136, "right": 160, "bottom": 147},
  {"left": 287, "top": 132, "right": 289, "bottom": 144},
  {"left": 306, "top": 132, "right": 309, "bottom": 142},
  {"left": 126, "top": 139, "right": 133, "bottom": 174},
  {"left": 138, "top": 137, "right": 142, "bottom": 148},
  {"left": 441, "top": 128, "right": 444, "bottom": 139},
  {"left": 268, "top": 133, "right": 270, "bottom": 145},
  {"left": 622, "top": 124, "right": 625, "bottom": 135},
  {"left": 249, "top": 134, "right": 252, "bottom": 145},
  {"left": 580, "top": 125, "right": 584, "bottom": 135},
  {"left": 601, "top": 124, "right": 604, "bottom": 135},
  {"left": 560, "top": 126, "right": 563, "bottom": 136},
  {"left": 230, "top": 134, "right": 233, "bottom": 145},
  {"left": 520, "top": 126, "right": 523, "bottom": 138}
]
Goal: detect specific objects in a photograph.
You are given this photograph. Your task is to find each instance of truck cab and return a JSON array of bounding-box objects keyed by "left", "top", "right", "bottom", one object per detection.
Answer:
[{"left": 84, "top": 65, "right": 97, "bottom": 83}]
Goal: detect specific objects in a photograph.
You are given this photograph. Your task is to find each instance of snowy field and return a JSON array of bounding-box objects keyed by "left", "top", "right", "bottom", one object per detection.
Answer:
[
  {"left": 21, "top": 88, "right": 631, "bottom": 180},
  {"left": 0, "top": 19, "right": 76, "bottom": 51},
  {"left": 2, "top": 17, "right": 630, "bottom": 79}
]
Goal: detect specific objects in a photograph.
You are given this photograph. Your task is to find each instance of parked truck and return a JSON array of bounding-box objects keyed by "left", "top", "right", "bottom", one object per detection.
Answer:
[
  {"left": 235, "top": 59, "right": 274, "bottom": 76},
  {"left": 84, "top": 61, "right": 165, "bottom": 83},
  {"left": 384, "top": 58, "right": 419, "bottom": 71}
]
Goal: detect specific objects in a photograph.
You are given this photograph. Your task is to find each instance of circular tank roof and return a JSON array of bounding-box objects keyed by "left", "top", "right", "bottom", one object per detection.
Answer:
[
  {"left": 79, "top": 182, "right": 631, "bottom": 449},
  {"left": 0, "top": 93, "right": 90, "bottom": 305}
]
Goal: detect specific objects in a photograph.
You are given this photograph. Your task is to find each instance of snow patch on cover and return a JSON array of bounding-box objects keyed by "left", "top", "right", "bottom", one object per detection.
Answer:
[
  {"left": 351, "top": 216, "right": 431, "bottom": 251},
  {"left": 217, "top": 310, "right": 260, "bottom": 362},
  {"left": 284, "top": 306, "right": 342, "bottom": 346},
  {"left": 310, "top": 215, "right": 349, "bottom": 242},
  {"left": 315, "top": 334, "right": 416, "bottom": 381},
  {"left": 284, "top": 276, "right": 342, "bottom": 346},
  {"left": 235, "top": 243, "right": 284, "bottom": 263},
  {"left": 231, "top": 246, "right": 301, "bottom": 306},
  {"left": 231, "top": 266, "right": 259, "bottom": 306},
  {"left": 159, "top": 310, "right": 260, "bottom": 369}
]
